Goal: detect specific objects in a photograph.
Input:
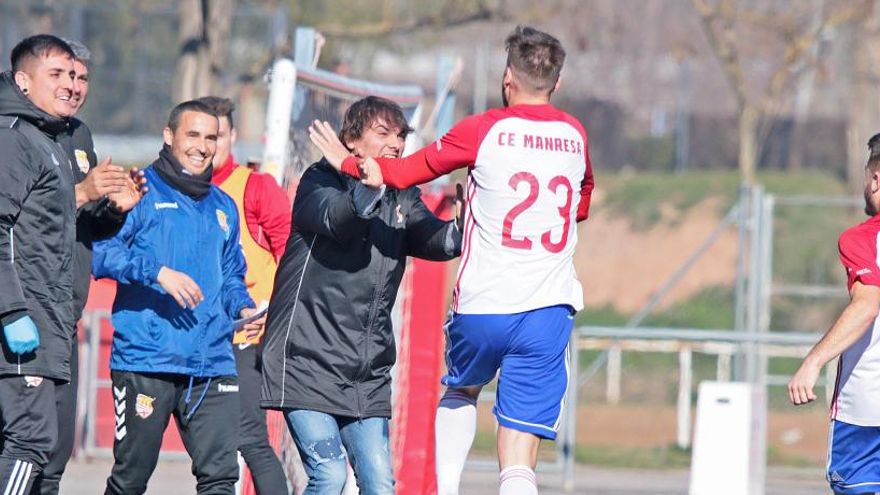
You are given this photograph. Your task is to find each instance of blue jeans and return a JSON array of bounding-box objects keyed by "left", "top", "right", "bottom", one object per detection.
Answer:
[{"left": 285, "top": 410, "right": 394, "bottom": 495}]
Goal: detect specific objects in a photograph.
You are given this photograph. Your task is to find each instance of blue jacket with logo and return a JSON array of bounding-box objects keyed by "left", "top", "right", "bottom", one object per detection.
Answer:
[{"left": 92, "top": 166, "right": 253, "bottom": 377}]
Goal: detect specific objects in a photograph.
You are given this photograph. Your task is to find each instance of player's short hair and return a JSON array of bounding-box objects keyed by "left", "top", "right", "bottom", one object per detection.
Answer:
[
  {"left": 868, "top": 133, "right": 880, "bottom": 171},
  {"left": 167, "top": 100, "right": 217, "bottom": 132},
  {"left": 339, "top": 96, "right": 413, "bottom": 146},
  {"left": 59, "top": 38, "right": 91, "bottom": 64},
  {"left": 11, "top": 34, "right": 74, "bottom": 73},
  {"left": 195, "top": 96, "right": 235, "bottom": 130},
  {"left": 504, "top": 25, "right": 566, "bottom": 94}
]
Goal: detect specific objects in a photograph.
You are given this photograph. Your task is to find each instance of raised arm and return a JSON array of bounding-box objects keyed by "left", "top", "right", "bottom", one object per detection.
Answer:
[{"left": 309, "top": 115, "right": 483, "bottom": 189}]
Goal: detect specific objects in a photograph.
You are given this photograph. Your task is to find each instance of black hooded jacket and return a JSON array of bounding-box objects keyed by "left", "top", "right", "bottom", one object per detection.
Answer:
[
  {"left": 0, "top": 71, "right": 78, "bottom": 381},
  {"left": 260, "top": 160, "right": 461, "bottom": 418},
  {"left": 57, "top": 118, "right": 126, "bottom": 317}
]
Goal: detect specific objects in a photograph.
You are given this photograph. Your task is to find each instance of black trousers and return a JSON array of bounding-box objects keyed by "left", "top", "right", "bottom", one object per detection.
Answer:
[
  {"left": 104, "top": 371, "right": 240, "bottom": 495},
  {"left": 235, "top": 344, "right": 288, "bottom": 494},
  {"left": 0, "top": 374, "right": 57, "bottom": 495},
  {"left": 30, "top": 331, "right": 78, "bottom": 495}
]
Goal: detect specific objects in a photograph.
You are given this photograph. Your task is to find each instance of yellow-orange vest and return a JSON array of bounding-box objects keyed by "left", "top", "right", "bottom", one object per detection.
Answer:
[{"left": 218, "top": 166, "right": 278, "bottom": 344}]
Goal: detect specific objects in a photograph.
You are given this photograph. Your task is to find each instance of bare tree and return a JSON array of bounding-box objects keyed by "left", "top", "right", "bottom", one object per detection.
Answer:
[
  {"left": 691, "top": 0, "right": 872, "bottom": 184},
  {"left": 173, "top": 0, "right": 234, "bottom": 103},
  {"left": 846, "top": 4, "right": 880, "bottom": 197}
]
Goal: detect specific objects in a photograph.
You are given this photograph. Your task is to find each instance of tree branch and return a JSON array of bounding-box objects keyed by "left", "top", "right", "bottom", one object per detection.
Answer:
[{"left": 316, "top": 2, "right": 502, "bottom": 39}]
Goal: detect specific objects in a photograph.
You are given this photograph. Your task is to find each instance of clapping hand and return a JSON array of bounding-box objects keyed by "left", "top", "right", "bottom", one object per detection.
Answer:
[
  {"left": 108, "top": 167, "right": 148, "bottom": 213},
  {"left": 76, "top": 157, "right": 128, "bottom": 207}
]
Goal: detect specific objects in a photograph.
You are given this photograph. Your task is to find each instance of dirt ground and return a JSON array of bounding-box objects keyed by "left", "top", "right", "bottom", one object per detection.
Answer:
[
  {"left": 574, "top": 196, "right": 739, "bottom": 312},
  {"left": 476, "top": 402, "right": 829, "bottom": 465}
]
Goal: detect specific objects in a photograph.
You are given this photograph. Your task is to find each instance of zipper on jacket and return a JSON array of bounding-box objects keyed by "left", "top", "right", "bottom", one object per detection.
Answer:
[{"left": 354, "top": 193, "right": 394, "bottom": 416}]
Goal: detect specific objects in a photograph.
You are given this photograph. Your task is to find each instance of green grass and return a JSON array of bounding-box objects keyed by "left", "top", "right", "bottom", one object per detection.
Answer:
[
  {"left": 599, "top": 169, "right": 852, "bottom": 231},
  {"left": 577, "top": 286, "right": 735, "bottom": 330},
  {"left": 575, "top": 443, "right": 692, "bottom": 469}
]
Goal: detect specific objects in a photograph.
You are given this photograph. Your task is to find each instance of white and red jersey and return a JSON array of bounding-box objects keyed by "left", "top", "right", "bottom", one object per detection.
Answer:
[
  {"left": 342, "top": 103, "right": 594, "bottom": 314},
  {"left": 832, "top": 215, "right": 880, "bottom": 425}
]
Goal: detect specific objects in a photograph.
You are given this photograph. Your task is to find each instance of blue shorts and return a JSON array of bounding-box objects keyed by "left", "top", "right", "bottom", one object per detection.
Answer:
[
  {"left": 828, "top": 420, "right": 880, "bottom": 494},
  {"left": 441, "top": 305, "right": 574, "bottom": 440}
]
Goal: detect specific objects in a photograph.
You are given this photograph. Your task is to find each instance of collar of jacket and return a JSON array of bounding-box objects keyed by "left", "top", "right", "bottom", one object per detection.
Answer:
[
  {"left": 0, "top": 71, "right": 69, "bottom": 137},
  {"left": 151, "top": 144, "right": 213, "bottom": 200}
]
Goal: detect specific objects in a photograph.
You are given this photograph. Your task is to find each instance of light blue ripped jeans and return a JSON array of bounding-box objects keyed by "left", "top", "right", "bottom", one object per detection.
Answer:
[{"left": 285, "top": 409, "right": 394, "bottom": 495}]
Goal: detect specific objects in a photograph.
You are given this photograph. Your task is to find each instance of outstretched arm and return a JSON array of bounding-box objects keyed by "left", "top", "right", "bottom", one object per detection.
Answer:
[
  {"left": 309, "top": 115, "right": 482, "bottom": 189},
  {"left": 789, "top": 281, "right": 880, "bottom": 405}
]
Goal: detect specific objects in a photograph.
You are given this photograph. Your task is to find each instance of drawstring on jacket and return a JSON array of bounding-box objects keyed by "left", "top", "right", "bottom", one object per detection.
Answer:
[{"left": 184, "top": 375, "right": 212, "bottom": 421}]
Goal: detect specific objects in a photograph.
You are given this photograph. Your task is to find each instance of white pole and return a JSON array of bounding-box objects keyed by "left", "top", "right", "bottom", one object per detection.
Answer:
[
  {"left": 677, "top": 346, "right": 693, "bottom": 449},
  {"left": 606, "top": 345, "right": 622, "bottom": 405},
  {"left": 716, "top": 352, "right": 731, "bottom": 382},
  {"left": 261, "top": 58, "right": 297, "bottom": 186}
]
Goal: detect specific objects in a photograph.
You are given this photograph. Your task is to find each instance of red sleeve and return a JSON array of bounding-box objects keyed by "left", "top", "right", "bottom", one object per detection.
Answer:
[
  {"left": 839, "top": 228, "right": 880, "bottom": 289},
  {"left": 341, "top": 115, "right": 483, "bottom": 189},
  {"left": 576, "top": 136, "right": 595, "bottom": 222},
  {"left": 244, "top": 173, "right": 293, "bottom": 261}
]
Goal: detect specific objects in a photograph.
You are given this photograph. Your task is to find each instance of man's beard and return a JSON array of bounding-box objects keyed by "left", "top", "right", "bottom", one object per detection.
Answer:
[{"left": 866, "top": 189, "right": 877, "bottom": 216}]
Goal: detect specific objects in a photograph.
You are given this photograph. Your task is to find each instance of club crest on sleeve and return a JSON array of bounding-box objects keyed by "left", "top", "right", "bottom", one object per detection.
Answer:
[
  {"left": 216, "top": 209, "right": 230, "bottom": 239},
  {"left": 74, "top": 149, "right": 90, "bottom": 174},
  {"left": 135, "top": 393, "right": 156, "bottom": 419}
]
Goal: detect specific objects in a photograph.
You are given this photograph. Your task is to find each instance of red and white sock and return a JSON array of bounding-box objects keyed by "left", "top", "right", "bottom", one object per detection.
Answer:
[{"left": 499, "top": 464, "right": 538, "bottom": 495}]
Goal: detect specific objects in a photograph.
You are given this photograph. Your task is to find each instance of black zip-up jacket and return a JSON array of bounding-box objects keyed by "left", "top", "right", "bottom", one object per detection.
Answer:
[
  {"left": 0, "top": 71, "right": 77, "bottom": 381},
  {"left": 261, "top": 160, "right": 461, "bottom": 417},
  {"left": 58, "top": 118, "right": 126, "bottom": 318}
]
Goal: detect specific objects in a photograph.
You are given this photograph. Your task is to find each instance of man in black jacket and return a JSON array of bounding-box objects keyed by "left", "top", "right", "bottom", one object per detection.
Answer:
[
  {"left": 0, "top": 34, "right": 80, "bottom": 495},
  {"left": 261, "top": 96, "right": 462, "bottom": 494},
  {"left": 29, "top": 38, "right": 145, "bottom": 495}
]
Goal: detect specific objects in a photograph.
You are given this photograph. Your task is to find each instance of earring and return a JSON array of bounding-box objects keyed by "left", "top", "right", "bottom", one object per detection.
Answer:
[{"left": 21, "top": 88, "right": 27, "bottom": 94}]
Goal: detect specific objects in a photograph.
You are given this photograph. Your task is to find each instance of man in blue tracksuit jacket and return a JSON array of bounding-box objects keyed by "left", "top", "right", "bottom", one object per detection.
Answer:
[{"left": 92, "top": 100, "right": 262, "bottom": 495}]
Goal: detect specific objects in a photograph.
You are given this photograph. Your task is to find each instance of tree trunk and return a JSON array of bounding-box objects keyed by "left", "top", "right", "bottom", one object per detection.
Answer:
[
  {"left": 738, "top": 104, "right": 759, "bottom": 185},
  {"left": 173, "top": 0, "right": 204, "bottom": 103},
  {"left": 205, "top": 0, "right": 233, "bottom": 95},
  {"left": 173, "top": 0, "right": 234, "bottom": 102}
]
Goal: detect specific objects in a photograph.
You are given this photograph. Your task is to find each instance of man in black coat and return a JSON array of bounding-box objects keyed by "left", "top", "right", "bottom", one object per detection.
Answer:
[
  {"left": 29, "top": 38, "right": 145, "bottom": 495},
  {"left": 261, "top": 96, "right": 462, "bottom": 494},
  {"left": 0, "top": 34, "right": 80, "bottom": 495}
]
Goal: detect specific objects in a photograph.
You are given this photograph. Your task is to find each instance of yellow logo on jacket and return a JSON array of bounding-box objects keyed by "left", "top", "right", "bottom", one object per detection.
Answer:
[
  {"left": 74, "top": 149, "right": 90, "bottom": 174},
  {"left": 216, "top": 209, "right": 230, "bottom": 239}
]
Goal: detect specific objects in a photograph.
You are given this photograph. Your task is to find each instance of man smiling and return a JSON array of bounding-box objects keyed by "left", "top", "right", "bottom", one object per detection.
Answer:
[
  {"left": 92, "top": 100, "right": 262, "bottom": 494},
  {"left": 0, "top": 34, "right": 78, "bottom": 494}
]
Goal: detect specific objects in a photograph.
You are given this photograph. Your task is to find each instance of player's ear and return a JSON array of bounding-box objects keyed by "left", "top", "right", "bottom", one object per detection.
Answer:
[
  {"left": 163, "top": 126, "right": 174, "bottom": 147},
  {"left": 13, "top": 70, "right": 31, "bottom": 95},
  {"left": 230, "top": 127, "right": 238, "bottom": 145},
  {"left": 552, "top": 74, "right": 562, "bottom": 94},
  {"left": 503, "top": 67, "right": 513, "bottom": 87}
]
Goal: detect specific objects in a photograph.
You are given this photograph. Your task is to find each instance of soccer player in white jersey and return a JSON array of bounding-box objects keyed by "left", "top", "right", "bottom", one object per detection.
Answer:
[
  {"left": 789, "top": 134, "right": 880, "bottom": 494},
  {"left": 310, "top": 26, "right": 594, "bottom": 495}
]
